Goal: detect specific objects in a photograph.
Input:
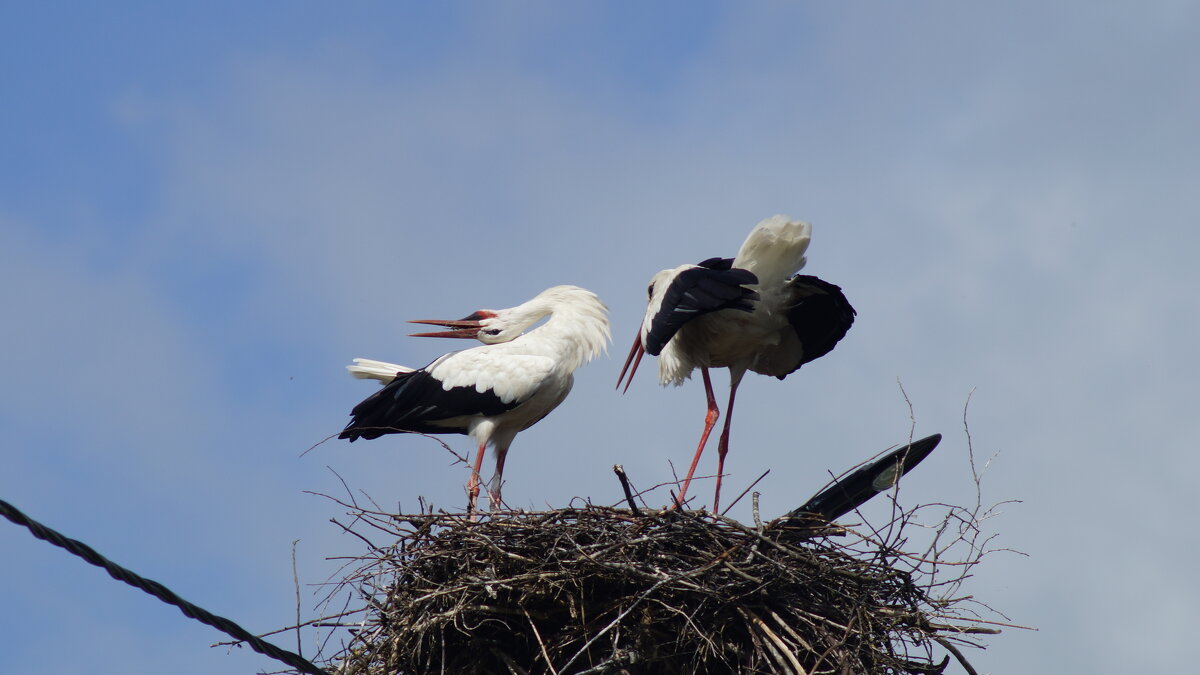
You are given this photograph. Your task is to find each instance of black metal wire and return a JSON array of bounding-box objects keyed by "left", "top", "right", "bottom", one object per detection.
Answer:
[{"left": 1, "top": 498, "right": 330, "bottom": 675}]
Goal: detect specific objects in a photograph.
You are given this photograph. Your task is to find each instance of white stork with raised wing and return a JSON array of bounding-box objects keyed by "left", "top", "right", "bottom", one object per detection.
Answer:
[
  {"left": 341, "top": 285, "right": 610, "bottom": 513},
  {"left": 617, "top": 216, "right": 855, "bottom": 513}
]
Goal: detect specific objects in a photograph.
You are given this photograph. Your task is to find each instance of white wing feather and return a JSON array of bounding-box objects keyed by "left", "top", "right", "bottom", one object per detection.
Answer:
[{"left": 428, "top": 350, "right": 559, "bottom": 404}]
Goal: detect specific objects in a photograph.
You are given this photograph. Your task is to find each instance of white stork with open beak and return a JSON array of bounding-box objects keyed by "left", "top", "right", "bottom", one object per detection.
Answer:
[
  {"left": 617, "top": 215, "right": 856, "bottom": 513},
  {"left": 341, "top": 285, "right": 610, "bottom": 513}
]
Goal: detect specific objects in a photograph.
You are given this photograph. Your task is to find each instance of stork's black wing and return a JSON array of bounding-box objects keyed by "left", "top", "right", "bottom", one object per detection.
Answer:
[
  {"left": 775, "top": 274, "right": 856, "bottom": 377},
  {"left": 644, "top": 258, "right": 759, "bottom": 356},
  {"left": 776, "top": 433, "right": 942, "bottom": 530},
  {"left": 340, "top": 368, "right": 520, "bottom": 441}
]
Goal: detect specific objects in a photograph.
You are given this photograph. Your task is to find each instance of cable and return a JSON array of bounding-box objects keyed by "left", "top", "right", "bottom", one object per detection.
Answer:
[{"left": 1, "top": 498, "right": 330, "bottom": 675}]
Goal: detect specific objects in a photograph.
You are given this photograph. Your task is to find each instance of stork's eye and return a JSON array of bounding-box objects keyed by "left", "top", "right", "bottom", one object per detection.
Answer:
[
  {"left": 483, "top": 329, "right": 502, "bottom": 336},
  {"left": 646, "top": 283, "right": 655, "bottom": 298}
]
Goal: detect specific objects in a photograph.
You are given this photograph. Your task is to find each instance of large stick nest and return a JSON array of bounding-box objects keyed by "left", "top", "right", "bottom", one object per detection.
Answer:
[{"left": 315, "top": 500, "right": 997, "bottom": 675}]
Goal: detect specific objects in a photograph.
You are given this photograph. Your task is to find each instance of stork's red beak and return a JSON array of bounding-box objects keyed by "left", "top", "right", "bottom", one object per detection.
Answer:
[
  {"left": 616, "top": 332, "right": 645, "bottom": 393},
  {"left": 408, "top": 318, "right": 484, "bottom": 339},
  {"left": 408, "top": 310, "right": 497, "bottom": 339}
]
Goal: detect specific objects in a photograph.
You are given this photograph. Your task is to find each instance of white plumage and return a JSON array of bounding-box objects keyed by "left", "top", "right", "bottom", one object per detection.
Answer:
[
  {"left": 342, "top": 285, "right": 610, "bottom": 513},
  {"left": 346, "top": 358, "right": 415, "bottom": 382},
  {"left": 618, "top": 216, "right": 855, "bottom": 512}
]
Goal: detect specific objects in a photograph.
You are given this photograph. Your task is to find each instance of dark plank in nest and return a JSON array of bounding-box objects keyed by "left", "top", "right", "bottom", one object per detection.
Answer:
[{"left": 322, "top": 505, "right": 980, "bottom": 675}]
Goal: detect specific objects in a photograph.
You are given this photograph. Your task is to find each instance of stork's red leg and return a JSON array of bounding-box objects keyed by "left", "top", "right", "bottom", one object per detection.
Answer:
[
  {"left": 466, "top": 441, "right": 488, "bottom": 516},
  {"left": 712, "top": 372, "right": 744, "bottom": 515},
  {"left": 676, "top": 367, "right": 719, "bottom": 509},
  {"left": 487, "top": 446, "right": 509, "bottom": 511}
]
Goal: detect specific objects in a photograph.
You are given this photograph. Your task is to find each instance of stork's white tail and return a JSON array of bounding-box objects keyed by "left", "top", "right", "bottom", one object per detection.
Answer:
[
  {"left": 346, "top": 358, "right": 414, "bottom": 384},
  {"left": 732, "top": 215, "right": 812, "bottom": 288}
]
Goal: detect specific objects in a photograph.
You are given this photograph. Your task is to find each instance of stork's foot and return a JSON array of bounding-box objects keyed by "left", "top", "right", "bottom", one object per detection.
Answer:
[
  {"left": 484, "top": 473, "right": 506, "bottom": 512},
  {"left": 466, "top": 480, "right": 481, "bottom": 520}
]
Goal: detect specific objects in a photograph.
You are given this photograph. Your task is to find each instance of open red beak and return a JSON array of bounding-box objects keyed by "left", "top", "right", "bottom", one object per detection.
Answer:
[
  {"left": 408, "top": 318, "right": 484, "bottom": 339},
  {"left": 616, "top": 331, "right": 645, "bottom": 393}
]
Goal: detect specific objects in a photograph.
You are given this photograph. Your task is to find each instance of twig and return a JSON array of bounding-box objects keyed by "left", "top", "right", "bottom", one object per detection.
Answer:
[
  {"left": 612, "top": 464, "right": 641, "bottom": 516},
  {"left": 292, "top": 539, "right": 303, "bottom": 660},
  {"left": 934, "top": 636, "right": 979, "bottom": 675},
  {"left": 721, "top": 468, "right": 770, "bottom": 516},
  {"left": 523, "top": 607, "right": 559, "bottom": 675},
  {"left": 741, "top": 607, "right": 809, "bottom": 674}
]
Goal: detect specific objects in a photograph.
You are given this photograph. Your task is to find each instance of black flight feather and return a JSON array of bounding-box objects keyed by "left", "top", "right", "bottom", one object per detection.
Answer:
[
  {"left": 645, "top": 262, "right": 759, "bottom": 356},
  {"left": 776, "top": 274, "right": 856, "bottom": 378},
  {"left": 340, "top": 369, "right": 520, "bottom": 441},
  {"left": 696, "top": 256, "right": 734, "bottom": 270},
  {"left": 780, "top": 433, "right": 942, "bottom": 527}
]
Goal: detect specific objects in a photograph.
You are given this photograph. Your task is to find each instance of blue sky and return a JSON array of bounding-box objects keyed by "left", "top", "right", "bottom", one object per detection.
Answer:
[{"left": 3, "top": 3, "right": 1198, "bottom": 673}]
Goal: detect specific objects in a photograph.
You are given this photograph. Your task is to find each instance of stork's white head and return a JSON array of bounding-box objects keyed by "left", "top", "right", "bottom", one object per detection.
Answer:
[
  {"left": 409, "top": 285, "right": 611, "bottom": 351},
  {"left": 615, "top": 264, "right": 693, "bottom": 393},
  {"left": 642, "top": 265, "right": 692, "bottom": 333}
]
